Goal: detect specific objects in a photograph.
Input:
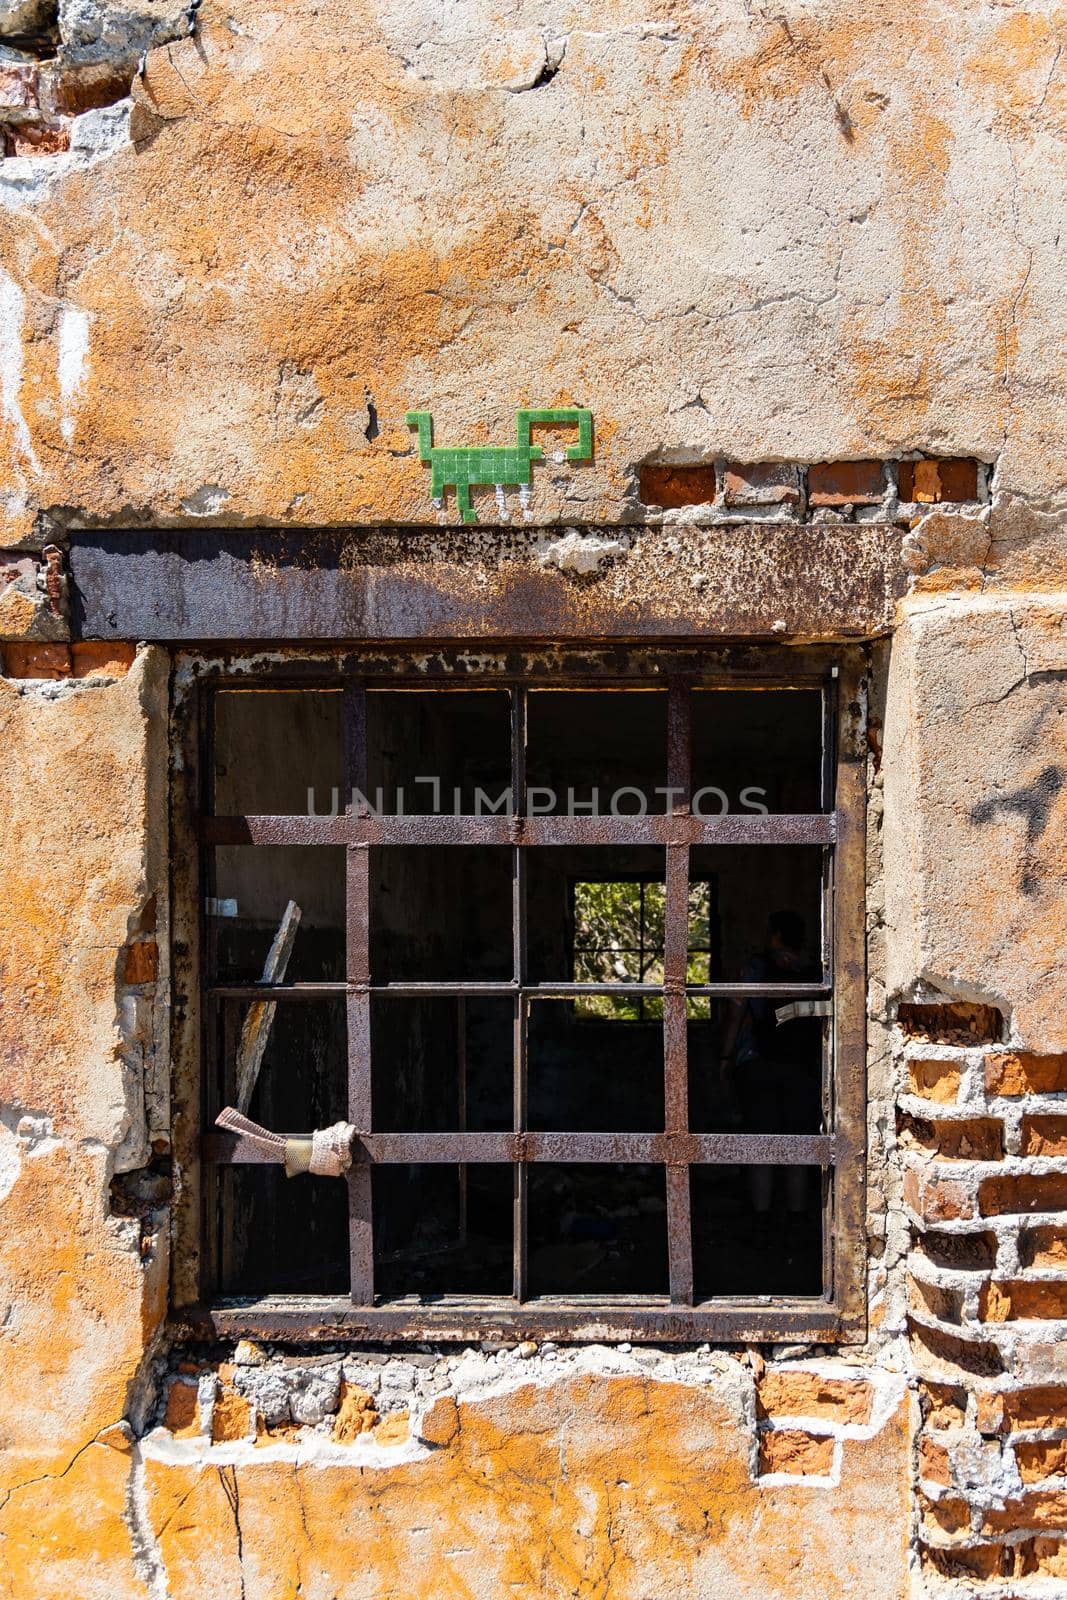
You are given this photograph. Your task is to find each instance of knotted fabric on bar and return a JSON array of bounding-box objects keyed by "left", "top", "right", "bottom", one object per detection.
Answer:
[{"left": 215, "top": 1108, "right": 357, "bottom": 1178}]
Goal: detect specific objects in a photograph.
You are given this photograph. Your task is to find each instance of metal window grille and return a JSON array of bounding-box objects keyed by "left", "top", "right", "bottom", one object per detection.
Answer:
[{"left": 185, "top": 648, "right": 867, "bottom": 1343}]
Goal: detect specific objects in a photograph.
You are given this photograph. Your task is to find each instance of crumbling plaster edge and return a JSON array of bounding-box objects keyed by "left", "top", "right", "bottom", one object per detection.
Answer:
[
  {"left": 0, "top": 100, "right": 132, "bottom": 210},
  {"left": 141, "top": 1348, "right": 909, "bottom": 1475}
]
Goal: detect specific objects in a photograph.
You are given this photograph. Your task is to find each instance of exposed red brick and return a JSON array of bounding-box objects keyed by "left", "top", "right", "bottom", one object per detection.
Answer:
[
  {"left": 71, "top": 641, "right": 137, "bottom": 678},
  {"left": 123, "top": 940, "right": 159, "bottom": 986},
  {"left": 919, "top": 1381, "right": 968, "bottom": 1429},
  {"left": 418, "top": 1395, "right": 460, "bottom": 1447},
  {"left": 722, "top": 462, "right": 799, "bottom": 506},
  {"left": 899, "top": 1001, "right": 1003, "bottom": 1044},
  {"left": 756, "top": 1370, "right": 874, "bottom": 1425},
  {"left": 979, "top": 1281, "right": 1013, "bottom": 1322},
  {"left": 1021, "top": 1116, "right": 1067, "bottom": 1157},
  {"left": 978, "top": 1386, "right": 1067, "bottom": 1432},
  {"left": 6, "top": 120, "right": 71, "bottom": 156},
  {"left": 758, "top": 1429, "right": 834, "bottom": 1476},
  {"left": 2, "top": 643, "right": 72, "bottom": 679},
  {"left": 922, "top": 1543, "right": 1008, "bottom": 1580},
  {"left": 898, "top": 458, "right": 980, "bottom": 503},
  {"left": 212, "top": 1388, "right": 253, "bottom": 1443},
  {"left": 918, "top": 1493, "right": 971, "bottom": 1537},
  {"left": 984, "top": 1490, "right": 1067, "bottom": 1534},
  {"left": 1016, "top": 1440, "right": 1067, "bottom": 1484},
  {"left": 909, "top": 1274, "right": 964, "bottom": 1325},
  {"left": 980, "top": 1280, "right": 1067, "bottom": 1322},
  {"left": 908, "top": 1058, "right": 962, "bottom": 1104},
  {"left": 918, "top": 1230, "right": 998, "bottom": 1272},
  {"left": 40, "top": 60, "right": 133, "bottom": 117},
  {"left": 980, "top": 1174, "right": 1067, "bottom": 1216},
  {"left": 638, "top": 461, "right": 716, "bottom": 509},
  {"left": 1018, "top": 1536, "right": 1067, "bottom": 1577},
  {"left": 918, "top": 1435, "right": 953, "bottom": 1486},
  {"left": 807, "top": 459, "right": 884, "bottom": 505},
  {"left": 163, "top": 1381, "right": 200, "bottom": 1438},
  {"left": 898, "top": 1112, "right": 1003, "bottom": 1162},
  {"left": 903, "top": 1167, "right": 975, "bottom": 1222},
  {"left": 908, "top": 1318, "right": 1004, "bottom": 1379},
  {"left": 1020, "top": 1226, "right": 1067, "bottom": 1269},
  {"left": 987, "top": 1053, "right": 1067, "bottom": 1096}
]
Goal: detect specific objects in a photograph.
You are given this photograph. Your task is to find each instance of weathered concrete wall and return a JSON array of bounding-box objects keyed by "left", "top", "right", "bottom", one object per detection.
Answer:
[
  {"left": 0, "top": 649, "right": 169, "bottom": 1596},
  {"left": 0, "top": 0, "right": 1065, "bottom": 1596},
  {"left": 0, "top": 0, "right": 1064, "bottom": 537},
  {"left": 884, "top": 595, "right": 1067, "bottom": 1051}
]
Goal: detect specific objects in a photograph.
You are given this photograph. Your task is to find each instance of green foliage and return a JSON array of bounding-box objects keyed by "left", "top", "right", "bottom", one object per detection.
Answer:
[{"left": 572, "top": 880, "right": 711, "bottom": 1021}]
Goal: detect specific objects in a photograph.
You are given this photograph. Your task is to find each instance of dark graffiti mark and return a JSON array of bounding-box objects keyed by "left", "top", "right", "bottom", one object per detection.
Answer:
[{"left": 970, "top": 764, "right": 1065, "bottom": 896}]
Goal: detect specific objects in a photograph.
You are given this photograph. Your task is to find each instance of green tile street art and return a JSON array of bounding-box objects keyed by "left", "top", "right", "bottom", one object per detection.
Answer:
[{"left": 406, "top": 408, "right": 594, "bottom": 522}]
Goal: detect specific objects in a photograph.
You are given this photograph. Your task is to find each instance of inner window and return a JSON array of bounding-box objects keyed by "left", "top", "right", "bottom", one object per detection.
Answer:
[
  {"left": 198, "top": 664, "right": 859, "bottom": 1338},
  {"left": 571, "top": 878, "right": 713, "bottom": 1020}
]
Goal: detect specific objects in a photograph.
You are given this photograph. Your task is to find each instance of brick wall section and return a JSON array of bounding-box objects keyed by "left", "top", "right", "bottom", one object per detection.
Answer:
[
  {"left": 636, "top": 456, "right": 985, "bottom": 516},
  {"left": 752, "top": 1364, "right": 882, "bottom": 1482},
  {"left": 900, "top": 1036, "right": 1067, "bottom": 1584},
  {"left": 898, "top": 458, "right": 979, "bottom": 504},
  {"left": 1, "top": 641, "right": 137, "bottom": 678}
]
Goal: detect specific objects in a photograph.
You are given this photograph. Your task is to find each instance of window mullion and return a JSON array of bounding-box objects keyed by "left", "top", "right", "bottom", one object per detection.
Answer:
[
  {"left": 665, "top": 679, "right": 693, "bottom": 1305},
  {"left": 828, "top": 651, "right": 868, "bottom": 1324},
  {"left": 344, "top": 682, "right": 374, "bottom": 1306},
  {"left": 512, "top": 685, "right": 528, "bottom": 1302}
]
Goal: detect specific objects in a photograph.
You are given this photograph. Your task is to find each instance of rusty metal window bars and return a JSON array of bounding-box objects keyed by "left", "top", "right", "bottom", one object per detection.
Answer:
[{"left": 193, "top": 652, "right": 867, "bottom": 1344}]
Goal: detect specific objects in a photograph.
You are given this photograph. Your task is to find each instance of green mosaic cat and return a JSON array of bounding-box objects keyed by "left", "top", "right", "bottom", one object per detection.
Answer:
[{"left": 405, "top": 407, "right": 594, "bottom": 523}]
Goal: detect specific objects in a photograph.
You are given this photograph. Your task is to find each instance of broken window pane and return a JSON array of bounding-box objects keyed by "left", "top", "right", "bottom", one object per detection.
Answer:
[
  {"left": 691, "top": 689, "right": 824, "bottom": 814},
  {"left": 691, "top": 1164, "right": 825, "bottom": 1298},
  {"left": 528, "top": 1165, "right": 668, "bottom": 1296},
  {"left": 526, "top": 847, "right": 664, "bottom": 985},
  {"left": 373, "top": 1164, "right": 513, "bottom": 1296},
  {"left": 526, "top": 690, "right": 668, "bottom": 815},
  {"left": 528, "top": 1000, "right": 663, "bottom": 1131},
  {"left": 209, "top": 846, "right": 345, "bottom": 982},
  {"left": 370, "top": 846, "right": 513, "bottom": 982},
  {"left": 372, "top": 996, "right": 513, "bottom": 1132},
  {"left": 212, "top": 689, "right": 343, "bottom": 815},
  {"left": 366, "top": 690, "right": 512, "bottom": 815}
]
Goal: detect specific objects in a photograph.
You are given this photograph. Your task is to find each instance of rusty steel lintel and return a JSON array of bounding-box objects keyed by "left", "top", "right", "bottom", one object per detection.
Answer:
[
  {"left": 179, "top": 642, "right": 843, "bottom": 685},
  {"left": 199, "top": 812, "right": 836, "bottom": 847},
  {"left": 203, "top": 1130, "right": 835, "bottom": 1166},
  {"left": 179, "top": 1297, "right": 855, "bottom": 1345},
  {"left": 70, "top": 524, "right": 905, "bottom": 642}
]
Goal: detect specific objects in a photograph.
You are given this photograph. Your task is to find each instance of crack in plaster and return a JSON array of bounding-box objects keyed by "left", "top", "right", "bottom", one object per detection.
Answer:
[{"left": 126, "top": 1441, "right": 170, "bottom": 1600}]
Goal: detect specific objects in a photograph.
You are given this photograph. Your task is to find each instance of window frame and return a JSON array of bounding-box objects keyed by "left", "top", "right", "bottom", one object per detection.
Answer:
[{"left": 171, "top": 644, "right": 868, "bottom": 1344}]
